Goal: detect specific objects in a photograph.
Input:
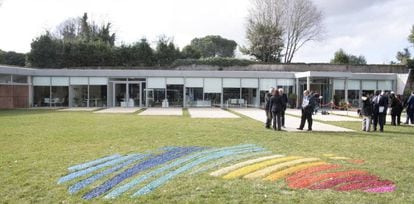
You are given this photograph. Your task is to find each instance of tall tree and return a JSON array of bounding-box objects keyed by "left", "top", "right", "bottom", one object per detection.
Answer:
[
  {"left": 396, "top": 48, "right": 411, "bottom": 65},
  {"left": 409, "top": 25, "right": 414, "bottom": 45},
  {"left": 188, "top": 35, "right": 237, "bottom": 58},
  {"left": 246, "top": 0, "right": 324, "bottom": 63},
  {"left": 330, "top": 49, "right": 366, "bottom": 65},
  {"left": 155, "top": 36, "right": 181, "bottom": 66},
  {"left": 241, "top": 21, "right": 284, "bottom": 62}
]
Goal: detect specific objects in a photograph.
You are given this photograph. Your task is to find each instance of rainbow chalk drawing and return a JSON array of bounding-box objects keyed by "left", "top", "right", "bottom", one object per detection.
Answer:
[{"left": 58, "top": 144, "right": 396, "bottom": 200}]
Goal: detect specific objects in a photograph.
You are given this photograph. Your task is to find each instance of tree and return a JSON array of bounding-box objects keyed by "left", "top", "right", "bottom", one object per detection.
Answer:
[
  {"left": 28, "top": 32, "right": 63, "bottom": 68},
  {"left": 181, "top": 45, "right": 201, "bottom": 59},
  {"left": 188, "top": 35, "right": 237, "bottom": 58},
  {"left": 409, "top": 25, "right": 414, "bottom": 45},
  {"left": 245, "top": 0, "right": 324, "bottom": 63},
  {"left": 396, "top": 48, "right": 411, "bottom": 65},
  {"left": 330, "top": 49, "right": 367, "bottom": 65},
  {"left": 241, "top": 21, "right": 284, "bottom": 62},
  {"left": 0, "top": 49, "right": 26, "bottom": 66},
  {"left": 155, "top": 36, "right": 181, "bottom": 66}
]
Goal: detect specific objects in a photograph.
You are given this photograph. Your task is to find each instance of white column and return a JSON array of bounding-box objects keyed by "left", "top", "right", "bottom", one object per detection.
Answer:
[
  {"left": 306, "top": 76, "right": 310, "bottom": 91},
  {"left": 296, "top": 78, "right": 300, "bottom": 108},
  {"left": 344, "top": 78, "right": 348, "bottom": 103}
]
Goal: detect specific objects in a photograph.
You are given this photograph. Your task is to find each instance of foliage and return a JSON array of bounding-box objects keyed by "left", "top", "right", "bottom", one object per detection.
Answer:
[
  {"left": 409, "top": 25, "right": 414, "bottom": 45},
  {"left": 181, "top": 45, "right": 201, "bottom": 59},
  {"left": 0, "top": 50, "right": 26, "bottom": 66},
  {"left": 241, "top": 21, "right": 284, "bottom": 63},
  {"left": 155, "top": 36, "right": 181, "bottom": 66},
  {"left": 187, "top": 35, "right": 237, "bottom": 58},
  {"left": 172, "top": 57, "right": 256, "bottom": 68},
  {"left": 396, "top": 48, "right": 411, "bottom": 65},
  {"left": 330, "top": 49, "right": 367, "bottom": 65}
]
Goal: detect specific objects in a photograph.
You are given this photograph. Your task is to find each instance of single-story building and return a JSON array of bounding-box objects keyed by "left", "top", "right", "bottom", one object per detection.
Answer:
[{"left": 0, "top": 64, "right": 412, "bottom": 109}]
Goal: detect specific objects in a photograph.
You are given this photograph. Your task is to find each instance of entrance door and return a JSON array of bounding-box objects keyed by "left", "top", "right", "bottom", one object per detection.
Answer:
[
  {"left": 128, "top": 83, "right": 141, "bottom": 107},
  {"left": 167, "top": 85, "right": 184, "bottom": 107},
  {"left": 114, "top": 83, "right": 127, "bottom": 107}
]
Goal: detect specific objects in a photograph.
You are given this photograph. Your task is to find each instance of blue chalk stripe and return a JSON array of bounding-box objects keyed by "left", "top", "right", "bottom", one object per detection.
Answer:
[
  {"left": 131, "top": 146, "right": 264, "bottom": 197},
  {"left": 58, "top": 154, "right": 140, "bottom": 184},
  {"left": 68, "top": 154, "right": 122, "bottom": 172},
  {"left": 104, "top": 144, "right": 260, "bottom": 199},
  {"left": 189, "top": 151, "right": 273, "bottom": 175},
  {"left": 68, "top": 154, "right": 151, "bottom": 194},
  {"left": 82, "top": 146, "right": 205, "bottom": 200}
]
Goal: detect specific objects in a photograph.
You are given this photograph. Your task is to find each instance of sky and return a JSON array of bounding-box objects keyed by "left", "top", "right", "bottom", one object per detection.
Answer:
[{"left": 0, "top": 0, "right": 413, "bottom": 64}]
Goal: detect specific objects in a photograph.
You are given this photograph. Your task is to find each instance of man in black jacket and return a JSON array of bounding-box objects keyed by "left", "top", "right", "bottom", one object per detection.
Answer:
[
  {"left": 278, "top": 88, "right": 288, "bottom": 128},
  {"left": 270, "top": 89, "right": 285, "bottom": 131},
  {"left": 298, "top": 90, "right": 315, "bottom": 131},
  {"left": 361, "top": 93, "right": 373, "bottom": 131},
  {"left": 372, "top": 90, "right": 388, "bottom": 132},
  {"left": 264, "top": 88, "right": 274, "bottom": 129}
]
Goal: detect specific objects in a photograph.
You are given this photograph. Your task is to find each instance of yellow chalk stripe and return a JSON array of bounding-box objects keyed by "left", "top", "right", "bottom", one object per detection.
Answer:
[
  {"left": 264, "top": 161, "right": 327, "bottom": 181},
  {"left": 323, "top": 154, "right": 336, "bottom": 157},
  {"left": 210, "top": 154, "right": 285, "bottom": 177},
  {"left": 244, "top": 158, "right": 321, "bottom": 179},
  {"left": 223, "top": 156, "right": 301, "bottom": 179},
  {"left": 329, "top": 156, "right": 350, "bottom": 160}
]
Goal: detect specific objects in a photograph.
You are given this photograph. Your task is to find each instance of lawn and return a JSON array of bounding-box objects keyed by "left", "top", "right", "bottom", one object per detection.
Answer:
[{"left": 0, "top": 109, "right": 413, "bottom": 203}]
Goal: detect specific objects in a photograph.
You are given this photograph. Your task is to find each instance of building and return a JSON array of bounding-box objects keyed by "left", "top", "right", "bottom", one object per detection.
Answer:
[{"left": 0, "top": 64, "right": 412, "bottom": 109}]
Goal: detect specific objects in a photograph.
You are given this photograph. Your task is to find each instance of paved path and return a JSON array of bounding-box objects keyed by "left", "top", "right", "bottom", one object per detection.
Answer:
[
  {"left": 231, "top": 108, "right": 354, "bottom": 132},
  {"left": 286, "top": 109, "right": 360, "bottom": 122},
  {"left": 188, "top": 108, "right": 240, "bottom": 118},
  {"left": 139, "top": 108, "right": 183, "bottom": 116},
  {"left": 58, "top": 108, "right": 100, "bottom": 112},
  {"left": 94, "top": 108, "right": 141, "bottom": 114}
]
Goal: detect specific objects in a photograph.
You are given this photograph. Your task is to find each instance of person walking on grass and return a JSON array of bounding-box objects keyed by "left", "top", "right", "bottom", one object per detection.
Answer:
[
  {"left": 361, "top": 93, "right": 373, "bottom": 132},
  {"left": 264, "top": 87, "right": 274, "bottom": 129},
  {"left": 278, "top": 88, "right": 288, "bottom": 128},
  {"left": 270, "top": 89, "right": 285, "bottom": 131},
  {"left": 390, "top": 92, "right": 403, "bottom": 126},
  {"left": 406, "top": 91, "right": 414, "bottom": 124},
  {"left": 298, "top": 90, "right": 315, "bottom": 131},
  {"left": 372, "top": 90, "right": 388, "bottom": 132}
]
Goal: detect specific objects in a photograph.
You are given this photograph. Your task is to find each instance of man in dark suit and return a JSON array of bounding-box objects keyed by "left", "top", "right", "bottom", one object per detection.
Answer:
[
  {"left": 264, "top": 88, "right": 274, "bottom": 129},
  {"left": 406, "top": 91, "right": 414, "bottom": 124},
  {"left": 278, "top": 88, "right": 288, "bottom": 128},
  {"left": 298, "top": 90, "right": 315, "bottom": 131},
  {"left": 372, "top": 90, "right": 388, "bottom": 132},
  {"left": 270, "top": 89, "right": 285, "bottom": 131}
]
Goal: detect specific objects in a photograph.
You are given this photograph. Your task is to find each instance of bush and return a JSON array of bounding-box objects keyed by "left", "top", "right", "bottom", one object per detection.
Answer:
[{"left": 172, "top": 57, "right": 258, "bottom": 68}]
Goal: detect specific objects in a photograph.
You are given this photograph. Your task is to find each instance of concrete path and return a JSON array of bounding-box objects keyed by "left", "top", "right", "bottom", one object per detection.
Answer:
[
  {"left": 330, "top": 110, "right": 408, "bottom": 124},
  {"left": 58, "top": 107, "right": 100, "bottom": 112},
  {"left": 139, "top": 108, "right": 183, "bottom": 116},
  {"left": 188, "top": 108, "right": 240, "bottom": 118},
  {"left": 285, "top": 109, "right": 360, "bottom": 122},
  {"left": 231, "top": 108, "right": 354, "bottom": 132},
  {"left": 94, "top": 107, "right": 141, "bottom": 114}
]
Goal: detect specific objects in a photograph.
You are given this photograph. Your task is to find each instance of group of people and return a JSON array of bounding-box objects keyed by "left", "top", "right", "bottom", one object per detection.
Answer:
[
  {"left": 264, "top": 88, "right": 318, "bottom": 131},
  {"left": 360, "top": 90, "right": 414, "bottom": 132}
]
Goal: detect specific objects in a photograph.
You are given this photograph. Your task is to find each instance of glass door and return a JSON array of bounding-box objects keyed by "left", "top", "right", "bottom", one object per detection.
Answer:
[
  {"left": 114, "top": 83, "right": 127, "bottom": 107},
  {"left": 128, "top": 83, "right": 141, "bottom": 107}
]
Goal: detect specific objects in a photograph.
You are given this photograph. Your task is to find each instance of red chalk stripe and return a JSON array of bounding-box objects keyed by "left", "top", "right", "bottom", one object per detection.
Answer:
[
  {"left": 309, "top": 175, "right": 379, "bottom": 190},
  {"left": 335, "top": 180, "right": 394, "bottom": 191},
  {"left": 288, "top": 170, "right": 369, "bottom": 189},
  {"left": 286, "top": 164, "right": 341, "bottom": 183}
]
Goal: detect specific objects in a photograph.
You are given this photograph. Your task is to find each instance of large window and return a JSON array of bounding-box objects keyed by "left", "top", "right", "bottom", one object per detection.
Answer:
[
  {"left": 70, "top": 85, "right": 88, "bottom": 107},
  {"left": 204, "top": 93, "right": 221, "bottom": 107},
  {"left": 186, "top": 88, "right": 204, "bottom": 107},
  {"left": 241, "top": 88, "right": 257, "bottom": 106},
  {"left": 0, "top": 74, "right": 12, "bottom": 84},
  {"left": 33, "top": 86, "right": 50, "bottom": 107},
  {"left": 51, "top": 86, "right": 68, "bottom": 107}
]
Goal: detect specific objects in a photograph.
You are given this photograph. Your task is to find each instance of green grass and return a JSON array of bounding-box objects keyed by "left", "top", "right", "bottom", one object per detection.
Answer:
[{"left": 0, "top": 109, "right": 413, "bottom": 203}]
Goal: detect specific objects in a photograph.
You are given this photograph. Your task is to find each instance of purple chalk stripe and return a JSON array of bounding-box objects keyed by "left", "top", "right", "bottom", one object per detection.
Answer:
[{"left": 82, "top": 146, "right": 204, "bottom": 200}]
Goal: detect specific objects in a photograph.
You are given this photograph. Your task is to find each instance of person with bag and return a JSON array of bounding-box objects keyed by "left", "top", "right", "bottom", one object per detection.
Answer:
[
  {"left": 361, "top": 93, "right": 373, "bottom": 131},
  {"left": 372, "top": 90, "right": 388, "bottom": 132},
  {"left": 270, "top": 89, "right": 285, "bottom": 131},
  {"left": 298, "top": 90, "right": 315, "bottom": 131},
  {"left": 264, "top": 87, "right": 274, "bottom": 129}
]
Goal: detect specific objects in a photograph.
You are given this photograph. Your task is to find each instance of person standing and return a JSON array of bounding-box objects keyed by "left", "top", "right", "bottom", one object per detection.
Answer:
[
  {"left": 298, "top": 90, "right": 315, "bottom": 131},
  {"left": 278, "top": 88, "right": 288, "bottom": 128},
  {"left": 390, "top": 92, "right": 403, "bottom": 126},
  {"left": 264, "top": 88, "right": 274, "bottom": 129},
  {"left": 361, "top": 93, "right": 373, "bottom": 131},
  {"left": 372, "top": 90, "right": 388, "bottom": 132},
  {"left": 270, "top": 89, "right": 285, "bottom": 131},
  {"left": 406, "top": 91, "right": 414, "bottom": 124}
]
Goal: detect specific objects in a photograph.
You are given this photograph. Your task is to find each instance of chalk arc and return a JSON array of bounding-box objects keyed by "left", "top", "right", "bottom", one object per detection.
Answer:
[{"left": 264, "top": 161, "right": 327, "bottom": 181}]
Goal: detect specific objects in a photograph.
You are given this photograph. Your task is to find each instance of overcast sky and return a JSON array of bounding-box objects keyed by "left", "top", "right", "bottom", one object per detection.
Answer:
[{"left": 0, "top": 0, "right": 413, "bottom": 64}]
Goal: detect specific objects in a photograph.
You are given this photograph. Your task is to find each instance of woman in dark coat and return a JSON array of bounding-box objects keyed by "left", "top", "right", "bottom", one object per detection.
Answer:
[
  {"left": 361, "top": 93, "right": 373, "bottom": 132},
  {"left": 390, "top": 93, "right": 403, "bottom": 126},
  {"left": 270, "top": 89, "right": 285, "bottom": 131}
]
